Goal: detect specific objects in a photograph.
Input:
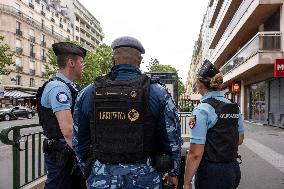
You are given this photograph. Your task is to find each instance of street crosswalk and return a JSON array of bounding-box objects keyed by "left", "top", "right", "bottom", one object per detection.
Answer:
[{"left": 244, "top": 138, "right": 284, "bottom": 173}]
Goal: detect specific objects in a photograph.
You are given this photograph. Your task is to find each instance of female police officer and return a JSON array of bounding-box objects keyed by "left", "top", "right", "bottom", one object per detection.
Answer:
[{"left": 184, "top": 60, "right": 244, "bottom": 189}]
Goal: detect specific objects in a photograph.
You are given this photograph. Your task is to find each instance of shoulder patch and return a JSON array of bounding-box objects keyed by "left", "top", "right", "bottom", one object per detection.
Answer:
[
  {"left": 189, "top": 115, "right": 196, "bottom": 129},
  {"left": 56, "top": 92, "right": 70, "bottom": 104}
]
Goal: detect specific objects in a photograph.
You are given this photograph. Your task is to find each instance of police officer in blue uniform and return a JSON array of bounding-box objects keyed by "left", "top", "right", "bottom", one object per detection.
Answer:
[
  {"left": 37, "top": 42, "right": 86, "bottom": 189},
  {"left": 184, "top": 60, "right": 245, "bottom": 189},
  {"left": 73, "top": 36, "right": 181, "bottom": 189}
]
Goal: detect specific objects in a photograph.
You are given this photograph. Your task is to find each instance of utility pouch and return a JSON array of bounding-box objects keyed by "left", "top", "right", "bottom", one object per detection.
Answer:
[
  {"left": 153, "top": 154, "right": 172, "bottom": 173},
  {"left": 55, "top": 145, "right": 74, "bottom": 169},
  {"left": 43, "top": 139, "right": 53, "bottom": 154}
]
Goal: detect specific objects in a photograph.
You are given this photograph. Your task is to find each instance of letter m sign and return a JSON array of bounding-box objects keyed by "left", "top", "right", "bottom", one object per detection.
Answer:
[{"left": 274, "top": 59, "right": 284, "bottom": 77}]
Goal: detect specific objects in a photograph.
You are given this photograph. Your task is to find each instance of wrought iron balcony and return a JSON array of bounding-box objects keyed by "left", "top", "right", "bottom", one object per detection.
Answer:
[
  {"left": 29, "top": 3, "right": 34, "bottom": 9},
  {"left": 41, "top": 41, "right": 46, "bottom": 47},
  {"left": 16, "top": 47, "right": 23, "bottom": 55},
  {"left": 29, "top": 36, "right": 36, "bottom": 43},
  {"left": 16, "top": 66, "right": 23, "bottom": 72},
  {"left": 16, "top": 29, "right": 22, "bottom": 36},
  {"left": 30, "top": 69, "right": 35, "bottom": 75},
  {"left": 30, "top": 52, "right": 36, "bottom": 58}
]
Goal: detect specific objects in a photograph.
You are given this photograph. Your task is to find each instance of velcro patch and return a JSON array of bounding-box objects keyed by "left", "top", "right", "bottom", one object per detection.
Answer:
[
  {"left": 56, "top": 92, "right": 69, "bottom": 104},
  {"left": 189, "top": 115, "right": 196, "bottom": 129}
]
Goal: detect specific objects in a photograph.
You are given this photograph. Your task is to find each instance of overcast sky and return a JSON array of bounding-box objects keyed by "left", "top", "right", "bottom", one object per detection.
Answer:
[{"left": 79, "top": 0, "right": 209, "bottom": 83}]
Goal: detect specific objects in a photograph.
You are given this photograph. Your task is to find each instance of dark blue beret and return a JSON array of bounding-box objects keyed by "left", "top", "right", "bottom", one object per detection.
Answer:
[
  {"left": 52, "top": 42, "right": 87, "bottom": 58},
  {"left": 197, "top": 60, "right": 220, "bottom": 79},
  {"left": 111, "top": 36, "right": 145, "bottom": 54}
]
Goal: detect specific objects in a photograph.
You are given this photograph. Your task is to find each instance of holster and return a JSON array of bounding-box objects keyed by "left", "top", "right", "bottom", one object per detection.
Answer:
[{"left": 153, "top": 154, "right": 172, "bottom": 173}]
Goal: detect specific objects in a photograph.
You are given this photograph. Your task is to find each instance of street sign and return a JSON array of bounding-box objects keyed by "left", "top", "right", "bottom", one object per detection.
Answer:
[
  {"left": 146, "top": 72, "right": 179, "bottom": 106},
  {"left": 274, "top": 59, "right": 284, "bottom": 77}
]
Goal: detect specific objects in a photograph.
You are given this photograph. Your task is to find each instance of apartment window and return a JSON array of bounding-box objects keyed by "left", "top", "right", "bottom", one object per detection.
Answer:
[
  {"left": 16, "top": 76, "right": 21, "bottom": 85},
  {"left": 30, "top": 78, "right": 35, "bottom": 87},
  {"left": 41, "top": 34, "right": 46, "bottom": 47},
  {"left": 29, "top": 0, "right": 33, "bottom": 3},
  {"left": 76, "top": 17, "right": 79, "bottom": 22},
  {"left": 52, "top": 12, "right": 54, "bottom": 17},
  {"left": 76, "top": 26, "right": 79, "bottom": 31},
  {"left": 29, "top": 29, "right": 35, "bottom": 42},
  {"left": 29, "top": 60, "right": 35, "bottom": 70},
  {"left": 15, "top": 57, "right": 22, "bottom": 66},
  {"left": 16, "top": 21, "right": 21, "bottom": 30},
  {"left": 51, "top": 25, "right": 54, "bottom": 34},
  {"left": 41, "top": 19, "right": 44, "bottom": 29},
  {"left": 41, "top": 49, "right": 46, "bottom": 62},
  {"left": 16, "top": 39, "right": 21, "bottom": 48},
  {"left": 30, "top": 44, "right": 35, "bottom": 57},
  {"left": 42, "top": 5, "right": 44, "bottom": 11},
  {"left": 76, "top": 36, "right": 79, "bottom": 41}
]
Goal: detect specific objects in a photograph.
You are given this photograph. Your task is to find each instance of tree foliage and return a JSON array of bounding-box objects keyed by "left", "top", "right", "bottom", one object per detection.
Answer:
[
  {"left": 0, "top": 36, "right": 14, "bottom": 75},
  {"left": 146, "top": 58, "right": 184, "bottom": 97},
  {"left": 78, "top": 44, "right": 113, "bottom": 87},
  {"left": 45, "top": 42, "right": 113, "bottom": 88}
]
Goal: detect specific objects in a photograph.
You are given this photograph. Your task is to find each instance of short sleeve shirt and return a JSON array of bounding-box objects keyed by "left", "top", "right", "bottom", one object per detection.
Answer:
[
  {"left": 41, "top": 72, "right": 73, "bottom": 113},
  {"left": 190, "top": 91, "right": 244, "bottom": 144}
]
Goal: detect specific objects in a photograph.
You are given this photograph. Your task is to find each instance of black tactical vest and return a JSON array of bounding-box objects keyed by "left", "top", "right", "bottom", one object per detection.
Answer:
[
  {"left": 202, "top": 98, "right": 239, "bottom": 162},
  {"left": 90, "top": 74, "right": 160, "bottom": 164},
  {"left": 36, "top": 77, "right": 81, "bottom": 140}
]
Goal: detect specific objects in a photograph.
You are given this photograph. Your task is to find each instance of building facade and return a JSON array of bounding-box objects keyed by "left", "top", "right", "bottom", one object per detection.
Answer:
[
  {"left": 0, "top": 0, "right": 103, "bottom": 107},
  {"left": 187, "top": 0, "right": 284, "bottom": 128}
]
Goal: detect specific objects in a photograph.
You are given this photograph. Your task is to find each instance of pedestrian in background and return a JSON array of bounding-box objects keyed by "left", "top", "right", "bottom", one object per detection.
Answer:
[
  {"left": 37, "top": 42, "right": 86, "bottom": 189},
  {"left": 73, "top": 36, "right": 182, "bottom": 189},
  {"left": 184, "top": 60, "right": 244, "bottom": 189}
]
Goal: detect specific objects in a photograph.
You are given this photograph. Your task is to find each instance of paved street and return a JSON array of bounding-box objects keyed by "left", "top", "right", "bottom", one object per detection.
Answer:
[{"left": 0, "top": 118, "right": 284, "bottom": 189}]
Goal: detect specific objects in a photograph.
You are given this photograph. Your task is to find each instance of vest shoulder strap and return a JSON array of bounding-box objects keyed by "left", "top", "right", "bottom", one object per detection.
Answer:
[{"left": 202, "top": 97, "right": 224, "bottom": 110}]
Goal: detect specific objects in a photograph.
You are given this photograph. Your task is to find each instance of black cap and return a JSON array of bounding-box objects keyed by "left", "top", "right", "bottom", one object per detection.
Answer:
[
  {"left": 52, "top": 42, "right": 87, "bottom": 58},
  {"left": 197, "top": 60, "right": 220, "bottom": 79},
  {"left": 111, "top": 36, "right": 145, "bottom": 54}
]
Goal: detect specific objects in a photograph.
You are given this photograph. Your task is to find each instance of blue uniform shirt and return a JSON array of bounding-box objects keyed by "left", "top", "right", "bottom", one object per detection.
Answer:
[
  {"left": 41, "top": 72, "right": 73, "bottom": 113},
  {"left": 73, "top": 64, "right": 181, "bottom": 188},
  {"left": 190, "top": 91, "right": 244, "bottom": 144}
]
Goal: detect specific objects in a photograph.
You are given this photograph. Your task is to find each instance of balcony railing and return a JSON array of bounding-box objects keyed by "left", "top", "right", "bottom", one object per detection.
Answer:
[
  {"left": 30, "top": 69, "right": 35, "bottom": 75},
  {"left": 30, "top": 52, "right": 35, "bottom": 58},
  {"left": 0, "top": 4, "right": 65, "bottom": 41},
  {"left": 210, "top": 0, "right": 254, "bottom": 61},
  {"left": 16, "top": 66, "right": 23, "bottom": 72},
  {"left": 220, "top": 32, "right": 282, "bottom": 75},
  {"left": 15, "top": 29, "right": 22, "bottom": 36},
  {"left": 51, "top": 17, "right": 55, "bottom": 22},
  {"left": 29, "top": 3, "right": 34, "bottom": 9},
  {"left": 16, "top": 47, "right": 23, "bottom": 55},
  {"left": 59, "top": 23, "right": 63, "bottom": 28},
  {"left": 29, "top": 36, "right": 36, "bottom": 43},
  {"left": 35, "top": 0, "right": 40, "bottom": 4},
  {"left": 41, "top": 41, "right": 46, "bottom": 47}
]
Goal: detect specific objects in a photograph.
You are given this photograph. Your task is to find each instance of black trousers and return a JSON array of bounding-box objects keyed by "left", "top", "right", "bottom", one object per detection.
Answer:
[{"left": 195, "top": 161, "right": 241, "bottom": 189}]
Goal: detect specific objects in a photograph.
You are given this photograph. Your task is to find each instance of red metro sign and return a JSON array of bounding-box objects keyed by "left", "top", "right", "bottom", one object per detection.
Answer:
[{"left": 274, "top": 59, "right": 284, "bottom": 77}]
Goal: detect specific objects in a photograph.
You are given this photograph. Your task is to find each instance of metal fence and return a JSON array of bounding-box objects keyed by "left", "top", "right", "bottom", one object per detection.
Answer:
[
  {"left": 178, "top": 112, "right": 191, "bottom": 135},
  {"left": 0, "top": 124, "right": 45, "bottom": 189},
  {"left": 0, "top": 113, "right": 190, "bottom": 189}
]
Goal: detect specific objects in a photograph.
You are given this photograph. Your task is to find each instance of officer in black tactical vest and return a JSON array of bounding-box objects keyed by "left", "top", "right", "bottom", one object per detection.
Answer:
[
  {"left": 183, "top": 60, "right": 245, "bottom": 189},
  {"left": 36, "top": 42, "right": 86, "bottom": 189},
  {"left": 72, "top": 36, "right": 182, "bottom": 189}
]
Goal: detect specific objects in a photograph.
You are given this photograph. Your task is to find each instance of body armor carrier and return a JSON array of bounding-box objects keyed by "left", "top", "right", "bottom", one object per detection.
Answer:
[
  {"left": 90, "top": 74, "right": 160, "bottom": 164},
  {"left": 36, "top": 77, "right": 81, "bottom": 140},
  {"left": 202, "top": 98, "right": 239, "bottom": 162}
]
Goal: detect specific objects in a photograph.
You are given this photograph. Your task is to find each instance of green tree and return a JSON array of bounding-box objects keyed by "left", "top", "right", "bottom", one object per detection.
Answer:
[
  {"left": 146, "top": 58, "right": 183, "bottom": 97},
  {"left": 78, "top": 44, "right": 113, "bottom": 87},
  {"left": 45, "top": 42, "right": 113, "bottom": 88},
  {"left": 0, "top": 36, "right": 14, "bottom": 75}
]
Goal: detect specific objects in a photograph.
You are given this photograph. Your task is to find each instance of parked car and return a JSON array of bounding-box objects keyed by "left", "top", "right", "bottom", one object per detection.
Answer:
[{"left": 0, "top": 106, "right": 35, "bottom": 121}]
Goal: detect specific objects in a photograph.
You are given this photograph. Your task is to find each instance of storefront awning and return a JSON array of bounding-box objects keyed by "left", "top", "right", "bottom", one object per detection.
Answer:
[{"left": 4, "top": 90, "right": 35, "bottom": 98}]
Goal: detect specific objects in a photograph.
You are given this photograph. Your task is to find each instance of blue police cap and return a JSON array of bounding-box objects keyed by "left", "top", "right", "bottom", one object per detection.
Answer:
[
  {"left": 197, "top": 60, "right": 220, "bottom": 79},
  {"left": 52, "top": 42, "right": 87, "bottom": 58},
  {"left": 111, "top": 36, "right": 145, "bottom": 54}
]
